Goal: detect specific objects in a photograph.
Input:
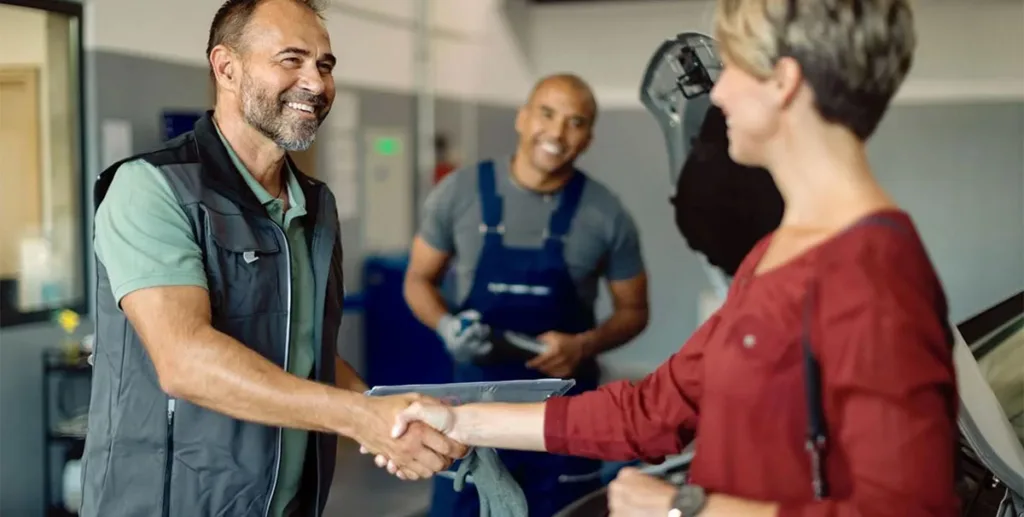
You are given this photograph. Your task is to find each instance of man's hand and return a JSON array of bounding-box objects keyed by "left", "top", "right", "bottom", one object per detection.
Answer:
[
  {"left": 351, "top": 394, "right": 467, "bottom": 480},
  {"left": 362, "top": 398, "right": 468, "bottom": 480},
  {"left": 525, "top": 331, "right": 587, "bottom": 378},
  {"left": 607, "top": 468, "right": 677, "bottom": 517}
]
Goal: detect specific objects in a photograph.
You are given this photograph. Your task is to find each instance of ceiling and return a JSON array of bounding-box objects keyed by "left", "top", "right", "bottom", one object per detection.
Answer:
[{"left": 528, "top": 0, "right": 679, "bottom": 3}]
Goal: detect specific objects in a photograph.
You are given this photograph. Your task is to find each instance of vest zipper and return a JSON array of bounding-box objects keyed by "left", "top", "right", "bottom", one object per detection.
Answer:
[
  {"left": 163, "top": 398, "right": 176, "bottom": 517},
  {"left": 264, "top": 223, "right": 293, "bottom": 517},
  {"left": 314, "top": 433, "right": 321, "bottom": 517},
  {"left": 312, "top": 205, "right": 327, "bottom": 517}
]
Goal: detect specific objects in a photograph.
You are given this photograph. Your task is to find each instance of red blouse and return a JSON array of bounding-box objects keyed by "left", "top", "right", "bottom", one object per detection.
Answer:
[{"left": 544, "top": 210, "right": 960, "bottom": 517}]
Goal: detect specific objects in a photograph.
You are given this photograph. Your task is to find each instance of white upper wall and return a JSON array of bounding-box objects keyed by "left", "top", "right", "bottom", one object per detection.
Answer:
[
  {"left": 528, "top": 0, "right": 1024, "bottom": 108},
  {"left": 83, "top": 0, "right": 533, "bottom": 104},
  {"left": 0, "top": 4, "right": 47, "bottom": 64},
  {"left": 78, "top": 0, "right": 1024, "bottom": 107}
]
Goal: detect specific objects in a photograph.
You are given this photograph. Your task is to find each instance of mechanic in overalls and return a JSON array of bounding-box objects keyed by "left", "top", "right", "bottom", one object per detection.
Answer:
[{"left": 403, "top": 73, "right": 651, "bottom": 517}]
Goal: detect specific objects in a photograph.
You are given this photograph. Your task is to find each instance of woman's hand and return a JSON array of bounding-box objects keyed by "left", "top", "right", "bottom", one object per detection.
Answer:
[
  {"left": 391, "top": 400, "right": 461, "bottom": 441},
  {"left": 351, "top": 394, "right": 465, "bottom": 481},
  {"left": 360, "top": 399, "right": 466, "bottom": 480},
  {"left": 607, "top": 467, "right": 677, "bottom": 517}
]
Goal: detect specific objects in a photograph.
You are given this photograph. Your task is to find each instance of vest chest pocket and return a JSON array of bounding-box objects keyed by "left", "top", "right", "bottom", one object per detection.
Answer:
[{"left": 203, "top": 209, "right": 286, "bottom": 319}]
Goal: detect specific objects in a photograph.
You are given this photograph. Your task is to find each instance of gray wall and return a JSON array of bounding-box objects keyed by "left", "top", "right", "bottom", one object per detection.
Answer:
[
  {"left": 580, "top": 101, "right": 1024, "bottom": 372},
  {"left": 341, "top": 90, "right": 517, "bottom": 287}
]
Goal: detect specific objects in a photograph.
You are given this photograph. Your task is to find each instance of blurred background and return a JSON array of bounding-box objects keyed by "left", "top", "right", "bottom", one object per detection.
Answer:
[{"left": 0, "top": 0, "right": 1021, "bottom": 515}]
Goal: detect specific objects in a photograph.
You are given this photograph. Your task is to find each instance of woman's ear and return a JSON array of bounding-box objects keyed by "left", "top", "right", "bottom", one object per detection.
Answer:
[{"left": 771, "top": 56, "right": 804, "bottom": 109}]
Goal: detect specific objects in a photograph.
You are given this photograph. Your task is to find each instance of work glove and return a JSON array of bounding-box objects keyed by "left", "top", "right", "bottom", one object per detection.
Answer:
[{"left": 436, "top": 310, "right": 493, "bottom": 363}]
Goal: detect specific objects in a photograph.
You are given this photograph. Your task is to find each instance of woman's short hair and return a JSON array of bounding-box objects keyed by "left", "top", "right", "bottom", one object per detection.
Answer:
[{"left": 714, "top": 0, "right": 916, "bottom": 140}]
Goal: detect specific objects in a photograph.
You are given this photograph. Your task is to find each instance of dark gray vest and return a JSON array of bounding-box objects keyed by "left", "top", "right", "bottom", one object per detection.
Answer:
[{"left": 81, "top": 111, "right": 344, "bottom": 517}]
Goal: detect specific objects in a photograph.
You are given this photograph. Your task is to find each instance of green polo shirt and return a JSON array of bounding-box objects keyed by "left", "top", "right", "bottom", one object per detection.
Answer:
[{"left": 93, "top": 126, "right": 317, "bottom": 517}]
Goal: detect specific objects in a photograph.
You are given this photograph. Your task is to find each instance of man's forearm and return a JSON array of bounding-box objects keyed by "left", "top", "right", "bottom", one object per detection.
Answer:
[
  {"left": 163, "top": 327, "right": 368, "bottom": 437},
  {"left": 404, "top": 276, "right": 449, "bottom": 330},
  {"left": 580, "top": 307, "right": 648, "bottom": 357},
  {"left": 449, "top": 402, "right": 548, "bottom": 451}
]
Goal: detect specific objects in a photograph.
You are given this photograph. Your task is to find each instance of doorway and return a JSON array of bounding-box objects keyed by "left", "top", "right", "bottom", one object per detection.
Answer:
[{"left": 0, "top": 67, "right": 43, "bottom": 278}]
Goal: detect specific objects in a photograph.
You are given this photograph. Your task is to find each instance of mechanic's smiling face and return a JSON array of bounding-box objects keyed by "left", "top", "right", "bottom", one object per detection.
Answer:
[
  {"left": 515, "top": 78, "right": 596, "bottom": 176},
  {"left": 236, "top": 0, "right": 337, "bottom": 151}
]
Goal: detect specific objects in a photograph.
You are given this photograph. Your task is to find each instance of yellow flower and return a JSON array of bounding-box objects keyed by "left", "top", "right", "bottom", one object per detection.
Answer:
[{"left": 56, "top": 309, "right": 80, "bottom": 334}]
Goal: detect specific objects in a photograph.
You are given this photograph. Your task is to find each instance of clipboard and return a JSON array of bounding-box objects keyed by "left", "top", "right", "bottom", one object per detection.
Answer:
[
  {"left": 472, "top": 330, "right": 547, "bottom": 365},
  {"left": 365, "top": 378, "right": 576, "bottom": 406}
]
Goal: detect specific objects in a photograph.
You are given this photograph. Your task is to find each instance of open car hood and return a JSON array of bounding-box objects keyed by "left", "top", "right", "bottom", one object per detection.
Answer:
[
  {"left": 954, "top": 294, "right": 1024, "bottom": 498},
  {"left": 639, "top": 32, "right": 721, "bottom": 185},
  {"left": 639, "top": 32, "right": 783, "bottom": 285}
]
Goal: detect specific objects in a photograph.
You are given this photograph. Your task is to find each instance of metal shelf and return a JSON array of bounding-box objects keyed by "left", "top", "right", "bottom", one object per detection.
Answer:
[{"left": 42, "top": 348, "right": 91, "bottom": 517}]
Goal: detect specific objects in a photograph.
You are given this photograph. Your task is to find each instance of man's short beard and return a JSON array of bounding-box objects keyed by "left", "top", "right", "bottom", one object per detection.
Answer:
[{"left": 240, "top": 71, "right": 324, "bottom": 151}]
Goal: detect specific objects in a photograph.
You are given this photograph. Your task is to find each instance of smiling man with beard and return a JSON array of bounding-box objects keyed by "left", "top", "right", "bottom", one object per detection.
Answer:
[
  {"left": 82, "top": 1, "right": 466, "bottom": 516},
  {"left": 403, "top": 74, "right": 650, "bottom": 517}
]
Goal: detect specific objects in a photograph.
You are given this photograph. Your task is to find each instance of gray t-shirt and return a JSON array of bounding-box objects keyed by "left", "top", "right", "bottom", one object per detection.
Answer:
[{"left": 419, "top": 157, "right": 645, "bottom": 309}]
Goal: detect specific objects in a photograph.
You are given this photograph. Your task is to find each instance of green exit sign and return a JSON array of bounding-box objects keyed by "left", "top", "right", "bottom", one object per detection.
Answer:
[{"left": 373, "top": 137, "right": 401, "bottom": 156}]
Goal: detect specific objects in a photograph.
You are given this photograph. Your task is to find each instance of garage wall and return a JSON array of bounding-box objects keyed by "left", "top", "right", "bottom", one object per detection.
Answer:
[{"left": 526, "top": 0, "right": 1024, "bottom": 107}]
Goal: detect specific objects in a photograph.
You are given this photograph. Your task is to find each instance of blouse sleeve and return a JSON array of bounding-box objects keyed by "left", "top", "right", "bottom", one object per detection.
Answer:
[
  {"left": 777, "top": 244, "right": 960, "bottom": 517},
  {"left": 542, "top": 314, "right": 714, "bottom": 462}
]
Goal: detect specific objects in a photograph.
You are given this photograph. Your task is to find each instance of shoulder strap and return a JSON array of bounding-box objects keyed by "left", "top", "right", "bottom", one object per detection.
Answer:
[
  {"left": 547, "top": 171, "right": 587, "bottom": 239},
  {"left": 476, "top": 160, "right": 502, "bottom": 229},
  {"left": 801, "top": 281, "right": 829, "bottom": 500}
]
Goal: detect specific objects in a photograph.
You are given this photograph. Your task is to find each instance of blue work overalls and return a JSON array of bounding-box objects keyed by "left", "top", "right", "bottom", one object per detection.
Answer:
[{"left": 428, "top": 160, "right": 605, "bottom": 517}]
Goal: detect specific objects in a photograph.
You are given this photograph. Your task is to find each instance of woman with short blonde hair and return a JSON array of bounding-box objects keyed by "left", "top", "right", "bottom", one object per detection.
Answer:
[{"left": 375, "top": 1, "right": 960, "bottom": 516}]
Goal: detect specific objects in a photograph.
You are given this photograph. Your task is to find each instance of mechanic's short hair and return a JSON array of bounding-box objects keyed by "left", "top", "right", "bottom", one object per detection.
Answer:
[
  {"left": 527, "top": 73, "right": 599, "bottom": 124},
  {"left": 206, "top": 0, "right": 326, "bottom": 68},
  {"left": 714, "top": 0, "right": 916, "bottom": 140}
]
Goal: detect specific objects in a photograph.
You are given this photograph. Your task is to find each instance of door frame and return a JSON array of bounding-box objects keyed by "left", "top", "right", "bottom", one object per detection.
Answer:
[
  {"left": 0, "top": 0, "right": 87, "bottom": 327},
  {"left": 1, "top": 0, "right": 79, "bottom": 16}
]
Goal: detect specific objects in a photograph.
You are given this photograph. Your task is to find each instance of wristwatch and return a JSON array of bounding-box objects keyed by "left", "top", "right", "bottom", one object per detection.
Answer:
[{"left": 668, "top": 484, "right": 707, "bottom": 517}]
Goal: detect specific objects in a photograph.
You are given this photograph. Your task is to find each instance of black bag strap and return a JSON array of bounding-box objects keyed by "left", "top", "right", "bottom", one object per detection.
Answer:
[{"left": 802, "top": 281, "right": 829, "bottom": 500}]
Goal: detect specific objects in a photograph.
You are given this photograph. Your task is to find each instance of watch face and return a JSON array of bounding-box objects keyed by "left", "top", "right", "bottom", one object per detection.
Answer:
[{"left": 673, "top": 485, "right": 705, "bottom": 515}]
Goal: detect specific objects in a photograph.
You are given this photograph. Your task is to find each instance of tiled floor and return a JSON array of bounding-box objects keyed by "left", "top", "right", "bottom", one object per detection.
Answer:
[{"left": 323, "top": 439, "right": 434, "bottom": 517}]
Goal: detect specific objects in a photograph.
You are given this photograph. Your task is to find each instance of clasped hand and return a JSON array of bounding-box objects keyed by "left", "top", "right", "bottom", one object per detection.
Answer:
[
  {"left": 359, "top": 398, "right": 463, "bottom": 480},
  {"left": 353, "top": 394, "right": 467, "bottom": 481}
]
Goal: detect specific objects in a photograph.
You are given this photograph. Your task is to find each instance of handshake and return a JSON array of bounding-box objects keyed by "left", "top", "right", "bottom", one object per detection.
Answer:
[{"left": 350, "top": 393, "right": 466, "bottom": 480}]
